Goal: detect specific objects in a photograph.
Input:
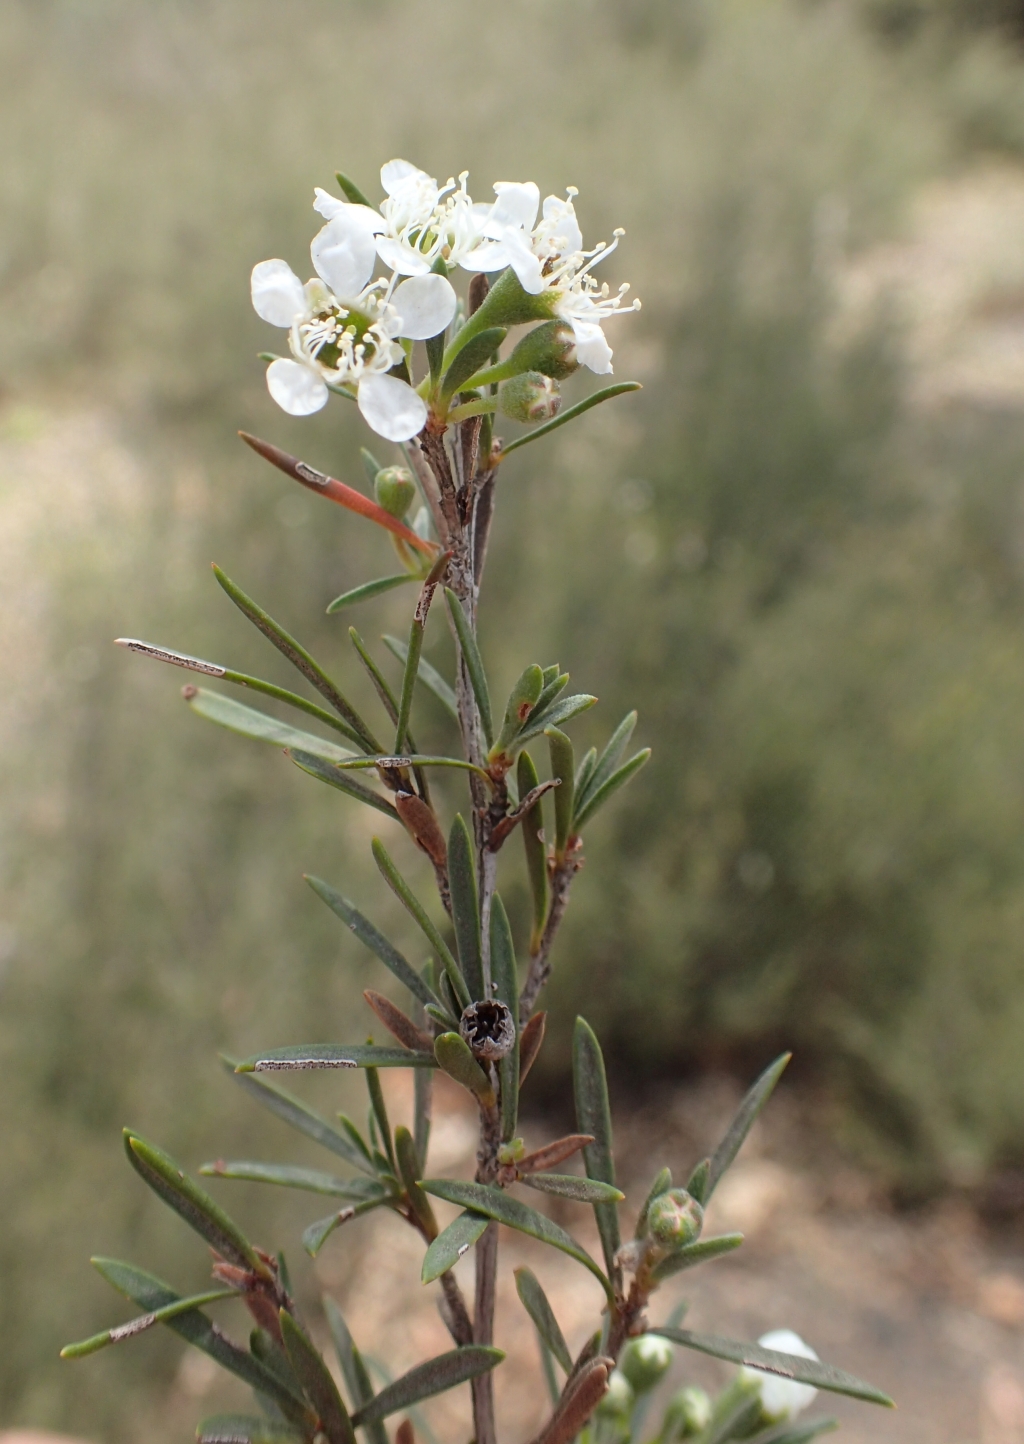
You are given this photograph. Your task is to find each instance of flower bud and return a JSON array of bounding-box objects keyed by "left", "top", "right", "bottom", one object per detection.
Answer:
[
  {"left": 595, "top": 1368, "right": 634, "bottom": 1419},
  {"left": 620, "top": 1334, "right": 673, "bottom": 1395},
  {"left": 506, "top": 320, "right": 579, "bottom": 380},
  {"left": 739, "top": 1330, "right": 819, "bottom": 1424},
  {"left": 499, "top": 372, "right": 561, "bottom": 424},
  {"left": 374, "top": 466, "right": 417, "bottom": 519},
  {"left": 497, "top": 1137, "right": 526, "bottom": 1167},
  {"left": 661, "top": 1385, "right": 712, "bottom": 1439},
  {"left": 647, "top": 1188, "right": 704, "bottom": 1248}
]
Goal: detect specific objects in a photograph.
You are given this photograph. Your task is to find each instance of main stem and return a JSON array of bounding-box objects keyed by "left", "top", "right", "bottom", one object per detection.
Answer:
[{"left": 425, "top": 410, "right": 502, "bottom": 1444}]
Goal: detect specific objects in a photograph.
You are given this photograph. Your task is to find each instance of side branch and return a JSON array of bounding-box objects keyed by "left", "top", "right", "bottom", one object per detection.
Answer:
[{"left": 519, "top": 844, "right": 583, "bottom": 1024}]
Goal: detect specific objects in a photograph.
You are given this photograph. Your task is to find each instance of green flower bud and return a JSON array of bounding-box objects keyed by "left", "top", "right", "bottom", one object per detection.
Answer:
[
  {"left": 595, "top": 1368, "right": 634, "bottom": 1419},
  {"left": 661, "top": 1386, "right": 713, "bottom": 1439},
  {"left": 374, "top": 466, "right": 417, "bottom": 519},
  {"left": 620, "top": 1334, "right": 673, "bottom": 1394},
  {"left": 647, "top": 1188, "right": 704, "bottom": 1248},
  {"left": 506, "top": 320, "right": 579, "bottom": 380},
  {"left": 499, "top": 372, "right": 561, "bottom": 424},
  {"left": 497, "top": 1137, "right": 525, "bottom": 1166}
]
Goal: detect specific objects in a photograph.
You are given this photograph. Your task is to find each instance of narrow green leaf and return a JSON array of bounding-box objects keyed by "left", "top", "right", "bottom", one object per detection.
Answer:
[
  {"left": 498, "top": 382, "right": 642, "bottom": 458},
  {"left": 421, "top": 1180, "right": 613, "bottom": 1301},
  {"left": 383, "top": 636, "right": 457, "bottom": 722},
  {"left": 304, "top": 878, "right": 440, "bottom": 1011},
  {"left": 572, "top": 1018, "right": 621, "bottom": 1283},
  {"left": 443, "top": 590, "right": 492, "bottom": 745},
  {"left": 371, "top": 838, "right": 469, "bottom": 1010},
  {"left": 115, "top": 638, "right": 366, "bottom": 749},
  {"left": 351, "top": 1347, "right": 504, "bottom": 1425},
  {"left": 545, "top": 727, "right": 574, "bottom": 857},
  {"left": 649, "top": 1329, "right": 894, "bottom": 1408},
  {"left": 61, "top": 1289, "right": 235, "bottom": 1358},
  {"left": 196, "top": 1413, "right": 303, "bottom": 1444},
  {"left": 517, "top": 751, "right": 549, "bottom": 949},
  {"left": 515, "top": 694, "right": 597, "bottom": 750},
  {"left": 327, "top": 576, "right": 415, "bottom": 614},
  {"left": 199, "top": 1162, "right": 386, "bottom": 1201},
  {"left": 395, "top": 614, "right": 425, "bottom": 755},
  {"left": 490, "top": 894, "right": 520, "bottom": 1141},
  {"left": 513, "top": 1268, "right": 571, "bottom": 1374},
  {"left": 649, "top": 1233, "right": 745, "bottom": 1282},
  {"left": 574, "top": 746, "right": 598, "bottom": 802},
  {"left": 538, "top": 1334, "right": 560, "bottom": 1405},
  {"left": 704, "top": 1395, "right": 763, "bottom": 1444},
  {"left": 520, "top": 1174, "right": 624, "bottom": 1204},
  {"left": 635, "top": 1167, "right": 672, "bottom": 1238},
  {"left": 337, "top": 1114, "right": 375, "bottom": 1169},
  {"left": 336, "top": 172, "right": 373, "bottom": 208},
  {"left": 576, "top": 712, "right": 637, "bottom": 814},
  {"left": 185, "top": 689, "right": 356, "bottom": 765},
  {"left": 448, "top": 815, "right": 483, "bottom": 1001},
  {"left": 332, "top": 754, "right": 490, "bottom": 780},
  {"left": 748, "top": 1418, "right": 839, "bottom": 1444},
  {"left": 289, "top": 751, "right": 399, "bottom": 821},
  {"left": 349, "top": 627, "right": 401, "bottom": 725},
  {"left": 241, "top": 1045, "right": 436, "bottom": 1072},
  {"left": 490, "top": 663, "right": 544, "bottom": 759},
  {"left": 324, "top": 1299, "right": 388, "bottom": 1444},
  {"left": 364, "top": 1067, "right": 395, "bottom": 1171},
  {"left": 532, "top": 671, "right": 570, "bottom": 719},
  {"left": 212, "top": 566, "right": 381, "bottom": 752},
  {"left": 686, "top": 1158, "right": 710, "bottom": 1205},
  {"left": 441, "top": 327, "right": 508, "bottom": 399},
  {"left": 222, "top": 1059, "right": 376, "bottom": 1175},
  {"left": 394, "top": 1125, "right": 437, "bottom": 1238},
  {"left": 433, "top": 1033, "right": 494, "bottom": 1106},
  {"left": 90, "top": 1259, "right": 311, "bottom": 1425},
  {"left": 302, "top": 1197, "right": 389, "bottom": 1257},
  {"left": 123, "top": 1132, "right": 268, "bottom": 1276},
  {"left": 414, "top": 1057, "right": 432, "bottom": 1172},
  {"left": 280, "top": 1310, "right": 356, "bottom": 1444},
  {"left": 421, "top": 1211, "right": 489, "bottom": 1284},
  {"left": 572, "top": 750, "right": 651, "bottom": 831},
  {"left": 706, "top": 1054, "right": 791, "bottom": 1200}
]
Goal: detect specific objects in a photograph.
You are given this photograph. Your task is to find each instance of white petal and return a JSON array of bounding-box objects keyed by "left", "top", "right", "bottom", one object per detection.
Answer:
[
  {"left": 376, "top": 235, "right": 431, "bottom": 276},
  {"left": 357, "top": 373, "right": 428, "bottom": 441},
  {"left": 502, "top": 228, "right": 546, "bottom": 294},
  {"left": 266, "top": 359, "right": 329, "bottom": 416},
  {"left": 381, "top": 158, "right": 428, "bottom": 194},
  {"left": 392, "top": 274, "right": 457, "bottom": 340},
  {"left": 491, "top": 181, "right": 539, "bottom": 231},
  {"left": 741, "top": 1332, "right": 819, "bottom": 1424},
  {"left": 311, "top": 213, "right": 377, "bottom": 298},
  {"left": 251, "top": 259, "right": 306, "bottom": 327},
  {"left": 313, "top": 190, "right": 384, "bottom": 232},
  {"left": 458, "top": 239, "right": 512, "bottom": 273},
  {"left": 541, "top": 195, "right": 583, "bottom": 253},
  {"left": 571, "top": 320, "right": 614, "bottom": 374},
  {"left": 313, "top": 187, "right": 347, "bottom": 221}
]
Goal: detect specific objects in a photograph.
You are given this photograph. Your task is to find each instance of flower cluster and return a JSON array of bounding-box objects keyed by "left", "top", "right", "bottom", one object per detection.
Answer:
[{"left": 251, "top": 159, "right": 640, "bottom": 441}]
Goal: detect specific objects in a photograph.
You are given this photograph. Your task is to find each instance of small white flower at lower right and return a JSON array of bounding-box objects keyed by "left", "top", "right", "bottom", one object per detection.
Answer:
[{"left": 740, "top": 1330, "right": 819, "bottom": 1423}]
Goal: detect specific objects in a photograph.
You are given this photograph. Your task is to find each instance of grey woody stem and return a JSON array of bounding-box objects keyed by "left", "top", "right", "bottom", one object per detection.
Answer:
[{"left": 422, "top": 399, "right": 580, "bottom": 1444}]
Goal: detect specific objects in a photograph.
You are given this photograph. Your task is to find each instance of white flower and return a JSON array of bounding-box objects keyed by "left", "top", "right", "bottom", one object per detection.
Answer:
[
  {"left": 740, "top": 1330, "right": 819, "bottom": 1424},
  {"left": 251, "top": 196, "right": 456, "bottom": 440},
  {"left": 459, "top": 183, "right": 640, "bottom": 374}
]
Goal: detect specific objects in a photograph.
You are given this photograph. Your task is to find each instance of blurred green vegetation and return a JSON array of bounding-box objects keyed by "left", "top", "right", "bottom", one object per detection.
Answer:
[{"left": 4, "top": 0, "right": 1024, "bottom": 1434}]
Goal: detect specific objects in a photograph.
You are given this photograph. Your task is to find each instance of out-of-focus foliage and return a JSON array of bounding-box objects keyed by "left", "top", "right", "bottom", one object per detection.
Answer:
[{"left": 3, "top": 0, "right": 1024, "bottom": 1435}]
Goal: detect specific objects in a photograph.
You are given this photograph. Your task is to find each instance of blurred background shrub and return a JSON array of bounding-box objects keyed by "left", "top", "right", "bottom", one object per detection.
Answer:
[{"left": 4, "top": 0, "right": 1024, "bottom": 1435}]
